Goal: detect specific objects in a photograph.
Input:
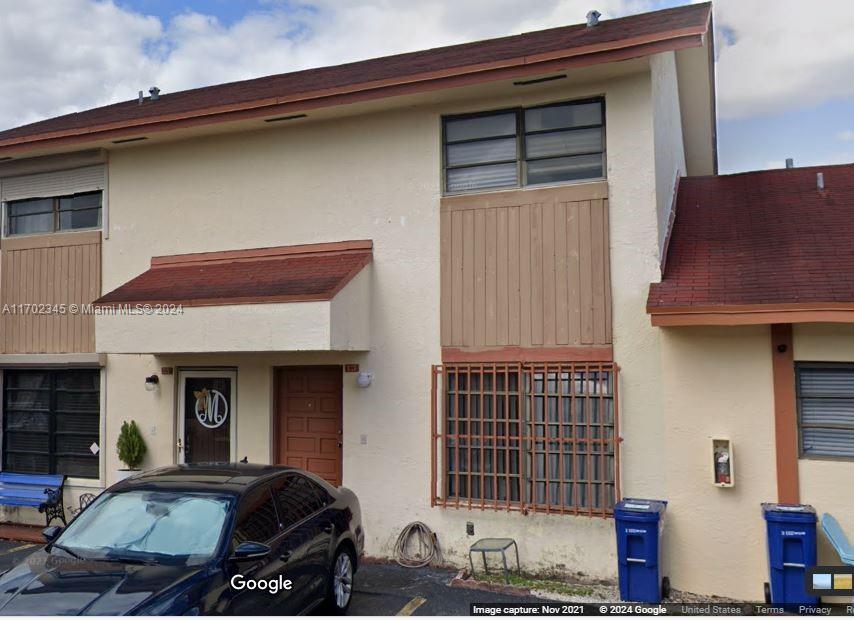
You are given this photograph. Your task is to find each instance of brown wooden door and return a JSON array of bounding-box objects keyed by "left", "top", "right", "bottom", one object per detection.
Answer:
[{"left": 275, "top": 367, "right": 342, "bottom": 486}]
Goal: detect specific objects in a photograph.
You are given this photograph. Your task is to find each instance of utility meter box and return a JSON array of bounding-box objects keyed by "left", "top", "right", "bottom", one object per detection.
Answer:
[{"left": 711, "top": 438, "right": 734, "bottom": 487}]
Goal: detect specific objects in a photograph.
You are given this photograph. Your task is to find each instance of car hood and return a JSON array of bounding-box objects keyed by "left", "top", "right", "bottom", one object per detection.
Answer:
[{"left": 0, "top": 549, "right": 207, "bottom": 615}]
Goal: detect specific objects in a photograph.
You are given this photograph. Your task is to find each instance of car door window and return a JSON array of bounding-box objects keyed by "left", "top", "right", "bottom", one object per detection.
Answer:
[
  {"left": 232, "top": 485, "right": 281, "bottom": 546},
  {"left": 273, "top": 475, "right": 328, "bottom": 530}
]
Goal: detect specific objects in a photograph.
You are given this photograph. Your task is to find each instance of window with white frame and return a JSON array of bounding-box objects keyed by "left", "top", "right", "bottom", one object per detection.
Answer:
[{"left": 442, "top": 98, "right": 605, "bottom": 194}]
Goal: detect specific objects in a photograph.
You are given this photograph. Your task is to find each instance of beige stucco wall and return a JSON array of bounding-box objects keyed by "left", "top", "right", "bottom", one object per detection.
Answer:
[
  {"left": 659, "top": 325, "right": 777, "bottom": 601},
  {"left": 675, "top": 40, "right": 716, "bottom": 176},
  {"left": 650, "top": 51, "right": 686, "bottom": 260},
  {"left": 91, "top": 69, "right": 665, "bottom": 580}
]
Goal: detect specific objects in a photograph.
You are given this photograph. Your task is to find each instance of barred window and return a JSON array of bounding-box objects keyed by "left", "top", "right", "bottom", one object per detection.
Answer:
[
  {"left": 431, "top": 362, "right": 618, "bottom": 516},
  {"left": 3, "top": 369, "right": 100, "bottom": 479}
]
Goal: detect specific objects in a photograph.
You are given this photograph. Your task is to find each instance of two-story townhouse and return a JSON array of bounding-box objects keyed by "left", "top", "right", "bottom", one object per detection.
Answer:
[{"left": 4, "top": 2, "right": 849, "bottom": 602}]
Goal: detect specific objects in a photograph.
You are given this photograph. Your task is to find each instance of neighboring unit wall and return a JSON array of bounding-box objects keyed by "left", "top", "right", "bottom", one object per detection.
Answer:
[
  {"left": 793, "top": 324, "right": 854, "bottom": 584},
  {"left": 675, "top": 40, "right": 716, "bottom": 176},
  {"left": 659, "top": 325, "right": 777, "bottom": 601},
  {"left": 440, "top": 183, "right": 611, "bottom": 350},
  {"left": 650, "top": 51, "right": 686, "bottom": 259}
]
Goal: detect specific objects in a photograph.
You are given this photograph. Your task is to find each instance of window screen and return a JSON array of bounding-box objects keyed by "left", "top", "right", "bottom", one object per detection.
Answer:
[
  {"left": 443, "top": 99, "right": 605, "bottom": 193},
  {"left": 796, "top": 363, "right": 854, "bottom": 459},
  {"left": 3, "top": 369, "right": 100, "bottom": 478}
]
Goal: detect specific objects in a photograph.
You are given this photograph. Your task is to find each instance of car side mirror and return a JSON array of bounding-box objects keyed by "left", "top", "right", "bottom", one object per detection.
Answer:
[
  {"left": 42, "top": 526, "right": 63, "bottom": 543},
  {"left": 229, "top": 541, "right": 271, "bottom": 562}
]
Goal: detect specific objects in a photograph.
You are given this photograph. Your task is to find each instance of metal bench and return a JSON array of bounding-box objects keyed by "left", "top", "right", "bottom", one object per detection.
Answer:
[
  {"left": 0, "top": 473, "right": 66, "bottom": 527},
  {"left": 468, "top": 538, "right": 520, "bottom": 584},
  {"left": 822, "top": 513, "right": 854, "bottom": 565}
]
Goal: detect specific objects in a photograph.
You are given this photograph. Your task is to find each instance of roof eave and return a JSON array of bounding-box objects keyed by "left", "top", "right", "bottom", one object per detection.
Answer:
[
  {"left": 647, "top": 303, "right": 854, "bottom": 326},
  {"left": 0, "top": 28, "right": 707, "bottom": 157}
]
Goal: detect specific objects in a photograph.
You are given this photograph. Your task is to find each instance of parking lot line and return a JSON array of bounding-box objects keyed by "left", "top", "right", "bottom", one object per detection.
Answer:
[
  {"left": 396, "top": 596, "right": 427, "bottom": 616},
  {"left": 0, "top": 544, "right": 35, "bottom": 557}
]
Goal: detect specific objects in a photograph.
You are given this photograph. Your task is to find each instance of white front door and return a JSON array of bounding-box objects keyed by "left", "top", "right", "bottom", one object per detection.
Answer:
[{"left": 177, "top": 370, "right": 237, "bottom": 464}]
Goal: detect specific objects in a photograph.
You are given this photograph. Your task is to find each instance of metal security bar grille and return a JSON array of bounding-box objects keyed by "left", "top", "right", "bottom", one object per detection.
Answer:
[
  {"left": 796, "top": 363, "right": 854, "bottom": 459},
  {"left": 431, "top": 362, "right": 619, "bottom": 517}
]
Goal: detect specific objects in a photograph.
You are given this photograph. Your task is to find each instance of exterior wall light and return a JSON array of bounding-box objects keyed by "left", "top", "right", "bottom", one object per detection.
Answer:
[
  {"left": 356, "top": 372, "right": 373, "bottom": 388},
  {"left": 144, "top": 374, "right": 160, "bottom": 391}
]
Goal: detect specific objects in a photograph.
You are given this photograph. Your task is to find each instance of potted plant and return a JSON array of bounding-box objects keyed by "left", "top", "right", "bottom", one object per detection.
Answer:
[{"left": 115, "top": 420, "right": 147, "bottom": 482}]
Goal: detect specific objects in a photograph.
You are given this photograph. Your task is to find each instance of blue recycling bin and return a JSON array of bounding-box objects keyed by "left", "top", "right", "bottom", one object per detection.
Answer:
[
  {"left": 615, "top": 498, "right": 669, "bottom": 603},
  {"left": 762, "top": 503, "right": 818, "bottom": 605}
]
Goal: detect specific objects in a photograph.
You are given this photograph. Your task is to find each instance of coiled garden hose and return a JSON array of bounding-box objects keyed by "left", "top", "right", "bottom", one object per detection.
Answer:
[{"left": 393, "top": 521, "right": 442, "bottom": 568}]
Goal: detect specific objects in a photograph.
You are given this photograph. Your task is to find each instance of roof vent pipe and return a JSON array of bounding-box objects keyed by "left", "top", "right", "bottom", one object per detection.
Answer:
[
  {"left": 587, "top": 10, "right": 601, "bottom": 27},
  {"left": 785, "top": 158, "right": 794, "bottom": 169},
  {"left": 138, "top": 91, "right": 144, "bottom": 105},
  {"left": 817, "top": 172, "right": 825, "bottom": 191},
  {"left": 149, "top": 86, "right": 161, "bottom": 101}
]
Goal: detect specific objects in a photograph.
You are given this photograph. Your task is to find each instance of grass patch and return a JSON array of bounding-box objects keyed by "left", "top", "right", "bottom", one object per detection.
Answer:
[{"left": 474, "top": 572, "right": 596, "bottom": 597}]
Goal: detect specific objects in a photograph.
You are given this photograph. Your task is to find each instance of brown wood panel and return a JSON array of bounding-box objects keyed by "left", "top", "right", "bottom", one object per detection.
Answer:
[
  {"left": 275, "top": 366, "right": 343, "bottom": 486},
  {"left": 440, "top": 184, "right": 611, "bottom": 350},
  {"left": 0, "top": 233, "right": 101, "bottom": 353}
]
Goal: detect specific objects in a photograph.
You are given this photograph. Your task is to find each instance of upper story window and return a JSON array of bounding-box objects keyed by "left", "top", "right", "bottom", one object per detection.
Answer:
[
  {"left": 443, "top": 98, "right": 605, "bottom": 194},
  {"left": 6, "top": 190, "right": 102, "bottom": 236}
]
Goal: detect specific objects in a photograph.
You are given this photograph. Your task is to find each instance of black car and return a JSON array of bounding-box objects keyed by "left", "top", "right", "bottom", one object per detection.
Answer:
[{"left": 0, "top": 463, "right": 364, "bottom": 615}]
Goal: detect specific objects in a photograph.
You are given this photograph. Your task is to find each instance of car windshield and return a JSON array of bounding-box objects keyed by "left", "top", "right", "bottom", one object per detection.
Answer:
[{"left": 55, "top": 490, "right": 232, "bottom": 566}]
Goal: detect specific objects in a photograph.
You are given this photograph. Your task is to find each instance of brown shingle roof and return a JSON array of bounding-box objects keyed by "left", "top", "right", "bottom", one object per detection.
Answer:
[
  {"left": 94, "top": 240, "right": 372, "bottom": 307},
  {"left": 648, "top": 164, "right": 854, "bottom": 317},
  {"left": 0, "top": 2, "right": 710, "bottom": 152}
]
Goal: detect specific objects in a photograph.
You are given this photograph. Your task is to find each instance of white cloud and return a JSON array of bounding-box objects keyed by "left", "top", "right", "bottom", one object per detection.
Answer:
[
  {"left": 713, "top": 0, "right": 854, "bottom": 119},
  {"left": 0, "top": 0, "right": 853, "bottom": 132},
  {"left": 0, "top": 0, "right": 655, "bottom": 132}
]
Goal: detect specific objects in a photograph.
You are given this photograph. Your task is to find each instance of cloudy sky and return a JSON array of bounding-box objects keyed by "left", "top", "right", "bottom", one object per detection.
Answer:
[{"left": 1, "top": 0, "right": 853, "bottom": 173}]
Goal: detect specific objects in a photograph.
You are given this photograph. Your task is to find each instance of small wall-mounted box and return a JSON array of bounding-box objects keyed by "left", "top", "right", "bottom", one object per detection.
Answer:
[{"left": 711, "top": 437, "right": 734, "bottom": 488}]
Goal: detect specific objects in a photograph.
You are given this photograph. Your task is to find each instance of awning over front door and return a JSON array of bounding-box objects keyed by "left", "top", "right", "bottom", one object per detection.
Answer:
[{"left": 93, "top": 240, "right": 372, "bottom": 354}]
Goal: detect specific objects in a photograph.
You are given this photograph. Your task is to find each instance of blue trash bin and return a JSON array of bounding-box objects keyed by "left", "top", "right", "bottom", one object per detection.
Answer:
[
  {"left": 615, "top": 498, "right": 669, "bottom": 603},
  {"left": 761, "top": 503, "right": 818, "bottom": 605}
]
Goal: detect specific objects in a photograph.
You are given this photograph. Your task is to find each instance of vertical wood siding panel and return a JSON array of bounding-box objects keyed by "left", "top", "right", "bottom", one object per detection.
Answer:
[
  {"left": 591, "top": 199, "right": 607, "bottom": 345},
  {"left": 496, "top": 208, "right": 509, "bottom": 345},
  {"left": 567, "top": 203, "right": 581, "bottom": 345},
  {"left": 473, "top": 209, "right": 486, "bottom": 347},
  {"left": 530, "top": 203, "right": 543, "bottom": 346},
  {"left": 24, "top": 249, "right": 33, "bottom": 352},
  {"left": 484, "top": 208, "right": 497, "bottom": 346},
  {"left": 579, "top": 200, "right": 594, "bottom": 344},
  {"left": 440, "top": 210, "right": 452, "bottom": 346},
  {"left": 554, "top": 202, "right": 569, "bottom": 345},
  {"left": 60, "top": 245, "right": 69, "bottom": 353},
  {"left": 0, "top": 236, "right": 100, "bottom": 353},
  {"left": 462, "top": 210, "right": 475, "bottom": 347},
  {"left": 507, "top": 207, "right": 521, "bottom": 345},
  {"left": 439, "top": 184, "right": 611, "bottom": 352},
  {"left": 451, "top": 211, "right": 464, "bottom": 346},
  {"left": 542, "top": 203, "right": 556, "bottom": 346},
  {"left": 519, "top": 204, "right": 532, "bottom": 347},
  {"left": 603, "top": 199, "right": 613, "bottom": 343}
]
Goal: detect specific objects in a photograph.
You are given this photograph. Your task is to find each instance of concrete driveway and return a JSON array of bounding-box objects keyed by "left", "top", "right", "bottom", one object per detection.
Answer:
[
  {"left": 0, "top": 540, "right": 550, "bottom": 616},
  {"left": 346, "top": 562, "right": 553, "bottom": 616}
]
